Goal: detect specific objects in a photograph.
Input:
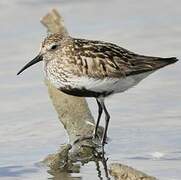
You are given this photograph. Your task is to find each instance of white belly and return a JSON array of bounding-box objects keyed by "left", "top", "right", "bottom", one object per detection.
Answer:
[{"left": 69, "top": 71, "right": 154, "bottom": 94}]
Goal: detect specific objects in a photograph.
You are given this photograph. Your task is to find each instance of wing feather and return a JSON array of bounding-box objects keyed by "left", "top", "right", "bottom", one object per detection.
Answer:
[{"left": 68, "top": 38, "right": 172, "bottom": 79}]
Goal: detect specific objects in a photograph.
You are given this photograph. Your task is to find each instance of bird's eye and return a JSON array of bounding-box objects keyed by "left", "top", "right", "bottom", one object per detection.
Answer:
[{"left": 50, "top": 44, "right": 58, "bottom": 50}]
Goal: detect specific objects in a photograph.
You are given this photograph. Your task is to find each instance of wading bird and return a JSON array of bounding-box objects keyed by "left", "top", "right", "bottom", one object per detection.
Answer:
[{"left": 17, "top": 33, "right": 178, "bottom": 145}]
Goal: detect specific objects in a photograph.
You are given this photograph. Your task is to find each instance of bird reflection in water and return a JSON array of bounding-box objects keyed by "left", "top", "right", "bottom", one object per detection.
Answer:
[{"left": 47, "top": 154, "right": 110, "bottom": 180}]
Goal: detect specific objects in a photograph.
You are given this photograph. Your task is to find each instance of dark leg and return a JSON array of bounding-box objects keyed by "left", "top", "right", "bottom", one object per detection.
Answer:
[
  {"left": 94, "top": 98, "right": 103, "bottom": 138},
  {"left": 98, "top": 98, "right": 110, "bottom": 146}
]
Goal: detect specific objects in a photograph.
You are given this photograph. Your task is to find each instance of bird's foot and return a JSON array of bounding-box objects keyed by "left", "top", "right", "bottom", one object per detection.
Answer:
[
  {"left": 73, "top": 134, "right": 102, "bottom": 148},
  {"left": 101, "top": 136, "right": 108, "bottom": 146},
  {"left": 93, "top": 145, "right": 108, "bottom": 161},
  {"left": 73, "top": 136, "right": 108, "bottom": 161}
]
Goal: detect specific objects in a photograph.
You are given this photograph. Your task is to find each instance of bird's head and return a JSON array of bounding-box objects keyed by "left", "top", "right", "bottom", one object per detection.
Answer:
[{"left": 17, "top": 33, "right": 66, "bottom": 75}]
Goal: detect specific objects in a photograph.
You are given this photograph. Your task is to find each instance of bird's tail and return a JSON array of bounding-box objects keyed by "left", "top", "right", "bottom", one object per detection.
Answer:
[
  {"left": 153, "top": 57, "right": 179, "bottom": 69},
  {"left": 127, "top": 56, "right": 178, "bottom": 76}
]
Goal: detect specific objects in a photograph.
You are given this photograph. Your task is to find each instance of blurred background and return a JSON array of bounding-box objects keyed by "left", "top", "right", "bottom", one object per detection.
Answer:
[{"left": 0, "top": 0, "right": 181, "bottom": 179}]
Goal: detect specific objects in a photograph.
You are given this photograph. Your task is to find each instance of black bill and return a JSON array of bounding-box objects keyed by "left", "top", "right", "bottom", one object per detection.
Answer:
[{"left": 17, "top": 54, "right": 43, "bottom": 75}]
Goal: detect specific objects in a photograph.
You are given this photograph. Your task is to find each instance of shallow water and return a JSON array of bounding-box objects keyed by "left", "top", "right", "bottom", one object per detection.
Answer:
[{"left": 0, "top": 0, "right": 181, "bottom": 179}]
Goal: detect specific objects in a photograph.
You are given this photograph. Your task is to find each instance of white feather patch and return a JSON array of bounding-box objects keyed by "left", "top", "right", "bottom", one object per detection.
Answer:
[{"left": 69, "top": 71, "right": 153, "bottom": 94}]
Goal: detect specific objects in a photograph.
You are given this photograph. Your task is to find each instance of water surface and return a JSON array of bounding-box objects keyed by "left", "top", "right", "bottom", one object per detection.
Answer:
[{"left": 0, "top": 0, "right": 181, "bottom": 179}]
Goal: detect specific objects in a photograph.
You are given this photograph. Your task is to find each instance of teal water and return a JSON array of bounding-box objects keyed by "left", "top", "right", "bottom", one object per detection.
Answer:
[{"left": 0, "top": 0, "right": 181, "bottom": 179}]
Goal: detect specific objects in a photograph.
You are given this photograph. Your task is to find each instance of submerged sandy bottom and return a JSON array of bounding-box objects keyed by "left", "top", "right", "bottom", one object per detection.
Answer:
[{"left": 0, "top": 0, "right": 181, "bottom": 179}]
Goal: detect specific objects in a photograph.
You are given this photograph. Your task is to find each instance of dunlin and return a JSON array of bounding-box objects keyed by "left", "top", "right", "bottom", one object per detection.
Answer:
[{"left": 17, "top": 33, "right": 178, "bottom": 145}]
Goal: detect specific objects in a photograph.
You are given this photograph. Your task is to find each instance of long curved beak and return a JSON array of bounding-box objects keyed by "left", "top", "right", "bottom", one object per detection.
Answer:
[{"left": 17, "top": 54, "right": 43, "bottom": 75}]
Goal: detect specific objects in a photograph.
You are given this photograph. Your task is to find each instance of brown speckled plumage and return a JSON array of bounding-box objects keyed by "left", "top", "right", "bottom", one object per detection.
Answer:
[
  {"left": 42, "top": 33, "right": 178, "bottom": 81},
  {"left": 17, "top": 32, "right": 178, "bottom": 145}
]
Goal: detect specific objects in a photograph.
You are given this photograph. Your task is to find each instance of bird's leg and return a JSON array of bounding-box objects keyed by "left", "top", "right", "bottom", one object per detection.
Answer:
[
  {"left": 94, "top": 98, "right": 103, "bottom": 139},
  {"left": 99, "top": 98, "right": 110, "bottom": 146},
  {"left": 74, "top": 99, "right": 103, "bottom": 146}
]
